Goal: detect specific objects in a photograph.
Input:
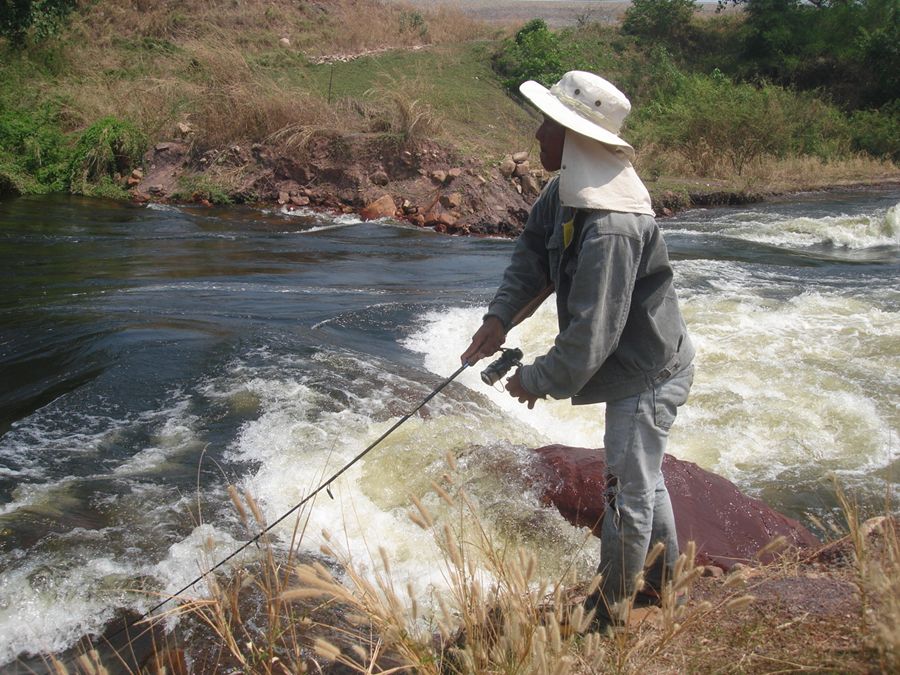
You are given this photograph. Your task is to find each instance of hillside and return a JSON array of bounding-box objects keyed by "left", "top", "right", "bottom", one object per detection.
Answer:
[{"left": 0, "top": 0, "right": 897, "bottom": 232}]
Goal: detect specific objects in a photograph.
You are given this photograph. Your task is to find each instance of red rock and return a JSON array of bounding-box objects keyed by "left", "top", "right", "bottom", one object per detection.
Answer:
[
  {"left": 440, "top": 192, "right": 463, "bottom": 210},
  {"left": 360, "top": 194, "right": 396, "bottom": 220},
  {"left": 530, "top": 445, "right": 820, "bottom": 570}
]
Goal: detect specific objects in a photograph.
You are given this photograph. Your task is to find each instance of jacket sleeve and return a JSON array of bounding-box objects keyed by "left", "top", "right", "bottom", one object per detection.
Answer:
[
  {"left": 484, "top": 188, "right": 553, "bottom": 329},
  {"left": 519, "top": 226, "right": 643, "bottom": 399}
]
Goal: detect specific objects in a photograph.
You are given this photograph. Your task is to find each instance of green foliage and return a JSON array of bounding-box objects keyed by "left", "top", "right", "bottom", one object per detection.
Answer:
[
  {"left": 173, "top": 174, "right": 233, "bottom": 205},
  {"left": 0, "top": 104, "right": 70, "bottom": 190},
  {"left": 631, "top": 68, "right": 853, "bottom": 175},
  {"left": 0, "top": 0, "right": 76, "bottom": 45},
  {"left": 622, "top": 0, "right": 698, "bottom": 41},
  {"left": 850, "top": 101, "right": 900, "bottom": 162},
  {"left": 68, "top": 116, "right": 145, "bottom": 194},
  {"left": 399, "top": 10, "right": 427, "bottom": 39},
  {"left": 492, "top": 19, "right": 588, "bottom": 91},
  {"left": 86, "top": 175, "right": 129, "bottom": 200},
  {"left": 734, "top": 0, "right": 898, "bottom": 107}
]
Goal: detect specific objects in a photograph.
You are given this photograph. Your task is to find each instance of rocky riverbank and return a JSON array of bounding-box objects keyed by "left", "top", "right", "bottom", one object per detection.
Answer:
[{"left": 129, "top": 127, "right": 899, "bottom": 237}]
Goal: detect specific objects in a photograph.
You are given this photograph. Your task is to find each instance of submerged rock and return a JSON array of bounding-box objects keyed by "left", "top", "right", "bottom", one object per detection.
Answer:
[{"left": 530, "top": 445, "right": 820, "bottom": 570}]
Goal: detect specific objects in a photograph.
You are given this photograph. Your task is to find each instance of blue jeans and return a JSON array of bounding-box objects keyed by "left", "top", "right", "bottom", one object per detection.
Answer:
[{"left": 586, "top": 364, "right": 693, "bottom": 622}]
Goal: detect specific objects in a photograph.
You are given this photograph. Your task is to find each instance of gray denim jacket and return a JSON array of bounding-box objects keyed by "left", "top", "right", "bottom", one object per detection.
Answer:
[{"left": 486, "top": 178, "right": 694, "bottom": 404}]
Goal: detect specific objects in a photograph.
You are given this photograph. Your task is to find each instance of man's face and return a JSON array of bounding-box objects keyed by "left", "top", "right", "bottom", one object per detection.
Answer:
[{"left": 536, "top": 116, "right": 565, "bottom": 172}]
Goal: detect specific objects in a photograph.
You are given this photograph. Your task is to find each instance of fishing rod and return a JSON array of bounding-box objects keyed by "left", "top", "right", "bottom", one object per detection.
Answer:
[{"left": 101, "top": 285, "right": 553, "bottom": 648}]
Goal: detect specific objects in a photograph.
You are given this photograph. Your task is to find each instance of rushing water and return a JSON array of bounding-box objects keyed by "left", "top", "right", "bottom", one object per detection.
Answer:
[{"left": 1, "top": 190, "right": 898, "bottom": 662}]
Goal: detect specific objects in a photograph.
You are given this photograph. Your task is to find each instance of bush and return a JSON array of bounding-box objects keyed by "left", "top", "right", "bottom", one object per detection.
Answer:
[
  {"left": 492, "top": 19, "right": 588, "bottom": 91},
  {"left": 0, "top": 0, "right": 76, "bottom": 45},
  {"left": 0, "top": 104, "right": 70, "bottom": 191},
  {"left": 850, "top": 101, "right": 900, "bottom": 162},
  {"left": 622, "top": 0, "right": 698, "bottom": 42},
  {"left": 68, "top": 116, "right": 145, "bottom": 194},
  {"left": 631, "top": 69, "right": 853, "bottom": 175}
]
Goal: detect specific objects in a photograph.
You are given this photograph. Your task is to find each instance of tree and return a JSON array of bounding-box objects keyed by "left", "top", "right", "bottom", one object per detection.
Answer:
[{"left": 0, "top": 0, "right": 76, "bottom": 46}]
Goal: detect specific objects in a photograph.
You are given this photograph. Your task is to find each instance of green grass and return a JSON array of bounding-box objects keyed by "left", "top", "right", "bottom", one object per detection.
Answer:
[{"left": 301, "top": 42, "right": 539, "bottom": 159}]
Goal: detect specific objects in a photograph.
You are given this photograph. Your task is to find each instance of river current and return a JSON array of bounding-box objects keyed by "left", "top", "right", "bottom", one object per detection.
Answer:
[{"left": 1, "top": 190, "right": 898, "bottom": 662}]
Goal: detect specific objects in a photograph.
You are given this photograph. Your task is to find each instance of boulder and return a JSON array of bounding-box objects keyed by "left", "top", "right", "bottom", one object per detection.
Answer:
[
  {"left": 360, "top": 194, "right": 396, "bottom": 221},
  {"left": 423, "top": 205, "right": 457, "bottom": 228},
  {"left": 520, "top": 174, "right": 541, "bottom": 196},
  {"left": 530, "top": 445, "right": 820, "bottom": 570},
  {"left": 439, "top": 192, "right": 463, "bottom": 210}
]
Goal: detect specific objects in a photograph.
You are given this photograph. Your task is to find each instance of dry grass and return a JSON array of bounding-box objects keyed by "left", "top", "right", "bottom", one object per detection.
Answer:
[
  {"left": 637, "top": 148, "right": 900, "bottom": 198},
  {"left": 836, "top": 484, "right": 900, "bottom": 671}
]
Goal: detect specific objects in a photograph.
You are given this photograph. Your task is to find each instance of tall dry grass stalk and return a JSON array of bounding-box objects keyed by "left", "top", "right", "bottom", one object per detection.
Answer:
[
  {"left": 272, "top": 453, "right": 754, "bottom": 674},
  {"left": 835, "top": 481, "right": 900, "bottom": 670}
]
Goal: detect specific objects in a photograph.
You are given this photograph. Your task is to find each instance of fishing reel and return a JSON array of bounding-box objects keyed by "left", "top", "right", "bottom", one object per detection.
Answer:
[{"left": 480, "top": 347, "right": 523, "bottom": 386}]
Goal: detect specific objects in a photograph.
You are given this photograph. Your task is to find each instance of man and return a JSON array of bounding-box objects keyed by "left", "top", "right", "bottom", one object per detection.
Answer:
[{"left": 460, "top": 71, "right": 695, "bottom": 631}]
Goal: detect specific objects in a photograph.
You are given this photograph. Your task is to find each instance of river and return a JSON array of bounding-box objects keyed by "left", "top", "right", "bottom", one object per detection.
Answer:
[{"left": 1, "top": 190, "right": 898, "bottom": 663}]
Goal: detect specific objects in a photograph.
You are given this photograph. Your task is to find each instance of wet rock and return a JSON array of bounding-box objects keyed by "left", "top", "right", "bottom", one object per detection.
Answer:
[
  {"left": 149, "top": 185, "right": 165, "bottom": 195},
  {"left": 370, "top": 170, "right": 389, "bottom": 186},
  {"left": 530, "top": 445, "right": 820, "bottom": 571},
  {"left": 512, "top": 151, "right": 529, "bottom": 163},
  {"left": 360, "top": 194, "right": 396, "bottom": 220},
  {"left": 499, "top": 158, "right": 516, "bottom": 178}
]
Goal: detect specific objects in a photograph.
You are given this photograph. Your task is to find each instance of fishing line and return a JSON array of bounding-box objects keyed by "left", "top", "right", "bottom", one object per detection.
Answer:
[{"left": 102, "top": 361, "right": 470, "bottom": 646}]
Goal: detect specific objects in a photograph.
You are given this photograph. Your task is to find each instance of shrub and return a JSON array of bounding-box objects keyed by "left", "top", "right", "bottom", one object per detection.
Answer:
[
  {"left": 173, "top": 173, "right": 233, "bottom": 205},
  {"left": 492, "top": 19, "right": 588, "bottom": 91},
  {"left": 850, "top": 101, "right": 900, "bottom": 162},
  {"left": 0, "top": 104, "right": 70, "bottom": 191},
  {"left": 631, "top": 69, "right": 853, "bottom": 176},
  {"left": 622, "top": 0, "right": 698, "bottom": 42},
  {"left": 0, "top": 0, "right": 77, "bottom": 45},
  {"left": 68, "top": 116, "right": 145, "bottom": 194}
]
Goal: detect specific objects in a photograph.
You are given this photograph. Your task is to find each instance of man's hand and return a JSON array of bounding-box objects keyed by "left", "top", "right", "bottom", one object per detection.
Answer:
[
  {"left": 506, "top": 368, "right": 540, "bottom": 409},
  {"left": 461, "top": 316, "right": 506, "bottom": 365}
]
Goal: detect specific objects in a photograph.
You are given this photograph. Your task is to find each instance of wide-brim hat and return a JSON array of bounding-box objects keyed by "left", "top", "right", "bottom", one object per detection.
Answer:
[{"left": 520, "top": 71, "right": 635, "bottom": 159}]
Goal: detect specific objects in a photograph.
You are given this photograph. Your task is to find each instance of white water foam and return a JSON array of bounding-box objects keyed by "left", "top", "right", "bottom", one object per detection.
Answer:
[
  {"left": 680, "top": 201, "right": 900, "bottom": 250},
  {"left": 205, "top": 349, "right": 599, "bottom": 607},
  {"left": 403, "top": 266, "right": 900, "bottom": 502}
]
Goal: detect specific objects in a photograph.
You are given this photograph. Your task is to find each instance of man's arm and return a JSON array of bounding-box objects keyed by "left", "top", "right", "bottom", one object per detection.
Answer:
[
  {"left": 519, "top": 226, "right": 643, "bottom": 399},
  {"left": 460, "top": 184, "right": 555, "bottom": 365}
]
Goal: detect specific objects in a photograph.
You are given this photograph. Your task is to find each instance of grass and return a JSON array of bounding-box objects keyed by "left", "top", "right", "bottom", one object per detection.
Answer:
[{"left": 1, "top": 0, "right": 895, "bottom": 201}]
